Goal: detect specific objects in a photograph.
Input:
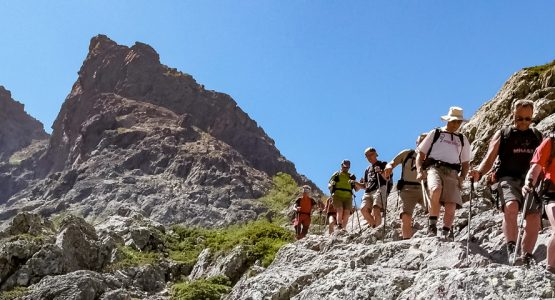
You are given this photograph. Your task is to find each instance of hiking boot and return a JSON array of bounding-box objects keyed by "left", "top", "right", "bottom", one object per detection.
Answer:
[
  {"left": 335, "top": 224, "right": 343, "bottom": 231},
  {"left": 427, "top": 225, "right": 437, "bottom": 237},
  {"left": 506, "top": 242, "right": 516, "bottom": 265},
  {"left": 513, "top": 253, "right": 534, "bottom": 266},
  {"left": 440, "top": 228, "right": 454, "bottom": 241}
]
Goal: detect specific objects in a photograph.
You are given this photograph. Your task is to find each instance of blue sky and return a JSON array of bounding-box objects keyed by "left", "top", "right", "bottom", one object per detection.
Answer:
[{"left": 1, "top": 1, "right": 555, "bottom": 193}]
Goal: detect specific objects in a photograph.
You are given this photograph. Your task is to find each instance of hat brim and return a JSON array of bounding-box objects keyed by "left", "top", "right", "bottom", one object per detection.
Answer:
[{"left": 441, "top": 115, "right": 467, "bottom": 122}]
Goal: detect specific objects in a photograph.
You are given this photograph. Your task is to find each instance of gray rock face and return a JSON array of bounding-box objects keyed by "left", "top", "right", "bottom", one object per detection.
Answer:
[
  {"left": 227, "top": 185, "right": 554, "bottom": 299},
  {"left": 23, "top": 270, "right": 110, "bottom": 300},
  {"left": 463, "top": 61, "right": 555, "bottom": 162},
  {"left": 95, "top": 215, "right": 166, "bottom": 252},
  {"left": 0, "top": 213, "right": 185, "bottom": 299},
  {"left": 56, "top": 215, "right": 106, "bottom": 272},
  {"left": 0, "top": 35, "right": 320, "bottom": 227},
  {"left": 189, "top": 245, "right": 250, "bottom": 283}
]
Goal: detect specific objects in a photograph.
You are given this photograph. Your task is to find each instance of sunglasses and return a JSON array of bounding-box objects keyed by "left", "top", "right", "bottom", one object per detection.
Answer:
[{"left": 515, "top": 116, "right": 532, "bottom": 122}]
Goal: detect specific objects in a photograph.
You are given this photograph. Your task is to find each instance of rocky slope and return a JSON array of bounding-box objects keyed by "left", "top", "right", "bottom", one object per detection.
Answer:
[
  {"left": 463, "top": 60, "right": 555, "bottom": 162},
  {"left": 227, "top": 184, "right": 555, "bottom": 299},
  {"left": 0, "top": 35, "right": 319, "bottom": 226},
  {"left": 0, "top": 212, "right": 187, "bottom": 299},
  {"left": 225, "top": 60, "right": 555, "bottom": 299},
  {"left": 0, "top": 86, "right": 48, "bottom": 162}
]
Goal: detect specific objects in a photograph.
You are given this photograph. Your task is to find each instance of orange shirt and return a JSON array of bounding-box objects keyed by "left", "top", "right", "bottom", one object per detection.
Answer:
[
  {"left": 530, "top": 138, "right": 555, "bottom": 181},
  {"left": 296, "top": 195, "right": 315, "bottom": 214}
]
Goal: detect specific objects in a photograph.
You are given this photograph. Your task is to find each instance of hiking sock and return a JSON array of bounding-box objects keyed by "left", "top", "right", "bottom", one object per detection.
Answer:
[{"left": 429, "top": 216, "right": 438, "bottom": 226}]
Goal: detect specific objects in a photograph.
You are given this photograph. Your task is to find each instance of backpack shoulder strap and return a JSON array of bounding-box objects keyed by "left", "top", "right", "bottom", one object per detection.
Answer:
[
  {"left": 497, "top": 126, "right": 512, "bottom": 158},
  {"left": 400, "top": 150, "right": 415, "bottom": 180},
  {"left": 531, "top": 127, "right": 543, "bottom": 142},
  {"left": 426, "top": 128, "right": 442, "bottom": 158}
]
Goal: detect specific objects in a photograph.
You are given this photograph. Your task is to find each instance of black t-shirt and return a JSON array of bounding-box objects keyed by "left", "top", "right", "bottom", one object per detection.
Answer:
[
  {"left": 362, "top": 160, "right": 390, "bottom": 192},
  {"left": 497, "top": 127, "right": 542, "bottom": 179}
]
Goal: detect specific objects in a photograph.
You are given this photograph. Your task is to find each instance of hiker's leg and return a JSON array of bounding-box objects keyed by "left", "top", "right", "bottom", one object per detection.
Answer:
[
  {"left": 427, "top": 168, "right": 443, "bottom": 218},
  {"left": 328, "top": 215, "right": 336, "bottom": 234},
  {"left": 361, "top": 194, "right": 375, "bottom": 226},
  {"left": 400, "top": 187, "right": 419, "bottom": 239},
  {"left": 546, "top": 203, "right": 555, "bottom": 269},
  {"left": 443, "top": 203, "right": 457, "bottom": 228},
  {"left": 336, "top": 208, "right": 344, "bottom": 227},
  {"left": 498, "top": 178, "right": 521, "bottom": 244},
  {"left": 503, "top": 201, "right": 519, "bottom": 244},
  {"left": 300, "top": 215, "right": 310, "bottom": 239},
  {"left": 372, "top": 206, "right": 382, "bottom": 227},
  {"left": 401, "top": 213, "right": 412, "bottom": 239},
  {"left": 342, "top": 197, "right": 353, "bottom": 228},
  {"left": 522, "top": 211, "right": 541, "bottom": 254},
  {"left": 342, "top": 209, "right": 350, "bottom": 229},
  {"left": 372, "top": 188, "right": 385, "bottom": 226}
]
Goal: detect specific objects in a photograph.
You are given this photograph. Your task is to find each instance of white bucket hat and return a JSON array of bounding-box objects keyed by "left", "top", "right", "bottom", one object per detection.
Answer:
[{"left": 441, "top": 106, "right": 467, "bottom": 122}]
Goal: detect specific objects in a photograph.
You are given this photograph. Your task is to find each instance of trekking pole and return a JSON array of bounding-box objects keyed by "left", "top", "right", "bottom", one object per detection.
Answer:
[
  {"left": 294, "top": 211, "right": 300, "bottom": 238},
  {"left": 466, "top": 178, "right": 474, "bottom": 261},
  {"left": 353, "top": 194, "right": 362, "bottom": 233},
  {"left": 376, "top": 171, "right": 387, "bottom": 242},
  {"left": 420, "top": 180, "right": 431, "bottom": 228},
  {"left": 514, "top": 182, "right": 533, "bottom": 265}
]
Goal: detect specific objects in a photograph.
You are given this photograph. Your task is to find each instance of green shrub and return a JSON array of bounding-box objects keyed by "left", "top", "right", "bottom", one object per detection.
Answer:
[
  {"left": 104, "top": 246, "right": 161, "bottom": 271},
  {"left": 166, "top": 220, "right": 293, "bottom": 268},
  {"left": 524, "top": 59, "right": 555, "bottom": 76},
  {"left": 260, "top": 172, "right": 300, "bottom": 214},
  {"left": 171, "top": 276, "right": 231, "bottom": 300},
  {"left": 0, "top": 287, "right": 28, "bottom": 300}
]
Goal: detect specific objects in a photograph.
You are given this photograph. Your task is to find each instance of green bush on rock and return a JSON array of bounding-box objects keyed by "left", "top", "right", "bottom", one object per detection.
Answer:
[{"left": 171, "top": 275, "right": 231, "bottom": 300}]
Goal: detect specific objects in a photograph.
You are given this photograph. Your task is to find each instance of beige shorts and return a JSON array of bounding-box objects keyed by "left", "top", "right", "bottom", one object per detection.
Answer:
[
  {"left": 332, "top": 194, "right": 352, "bottom": 210},
  {"left": 427, "top": 166, "right": 463, "bottom": 208},
  {"left": 399, "top": 184, "right": 424, "bottom": 218},
  {"left": 361, "top": 186, "right": 388, "bottom": 211}
]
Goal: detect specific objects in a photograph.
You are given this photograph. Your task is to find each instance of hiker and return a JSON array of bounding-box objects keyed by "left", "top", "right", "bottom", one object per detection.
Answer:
[
  {"left": 416, "top": 106, "right": 471, "bottom": 239},
  {"left": 524, "top": 133, "right": 555, "bottom": 273},
  {"left": 383, "top": 133, "right": 428, "bottom": 239},
  {"left": 293, "top": 185, "right": 319, "bottom": 240},
  {"left": 470, "top": 100, "right": 542, "bottom": 264},
  {"left": 354, "top": 147, "right": 391, "bottom": 228},
  {"left": 324, "top": 197, "right": 338, "bottom": 234},
  {"left": 328, "top": 160, "right": 356, "bottom": 230}
]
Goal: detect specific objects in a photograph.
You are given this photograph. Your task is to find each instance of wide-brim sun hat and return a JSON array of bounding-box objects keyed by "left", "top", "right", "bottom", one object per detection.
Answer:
[{"left": 441, "top": 106, "right": 467, "bottom": 122}]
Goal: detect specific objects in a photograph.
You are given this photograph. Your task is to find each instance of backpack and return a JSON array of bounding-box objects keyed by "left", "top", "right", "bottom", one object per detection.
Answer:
[
  {"left": 396, "top": 150, "right": 415, "bottom": 190},
  {"left": 422, "top": 128, "right": 465, "bottom": 170},
  {"left": 426, "top": 128, "right": 464, "bottom": 159},
  {"left": 331, "top": 171, "right": 356, "bottom": 194}
]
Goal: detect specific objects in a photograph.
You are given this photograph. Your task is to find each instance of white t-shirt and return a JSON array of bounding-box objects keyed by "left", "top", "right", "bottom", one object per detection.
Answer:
[{"left": 416, "top": 128, "right": 471, "bottom": 164}]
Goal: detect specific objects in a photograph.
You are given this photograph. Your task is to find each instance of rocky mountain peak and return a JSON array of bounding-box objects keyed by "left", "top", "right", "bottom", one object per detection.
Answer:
[
  {"left": 0, "top": 86, "right": 48, "bottom": 162},
  {"left": 1, "top": 35, "right": 318, "bottom": 226}
]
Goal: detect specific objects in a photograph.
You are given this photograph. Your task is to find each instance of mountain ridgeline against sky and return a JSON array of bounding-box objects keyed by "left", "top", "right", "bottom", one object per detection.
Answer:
[{"left": 0, "top": 35, "right": 319, "bottom": 226}]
